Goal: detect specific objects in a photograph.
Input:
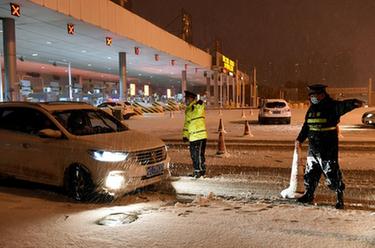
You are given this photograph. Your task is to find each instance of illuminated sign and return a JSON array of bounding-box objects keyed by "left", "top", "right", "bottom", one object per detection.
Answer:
[
  {"left": 222, "top": 55, "right": 235, "bottom": 73},
  {"left": 105, "top": 37, "right": 112, "bottom": 46},
  {"left": 130, "top": 83, "right": 136, "bottom": 96},
  {"left": 67, "top": 23, "right": 75, "bottom": 35},
  {"left": 144, "top": 85, "right": 149, "bottom": 96},
  {"left": 10, "top": 3, "right": 21, "bottom": 17}
]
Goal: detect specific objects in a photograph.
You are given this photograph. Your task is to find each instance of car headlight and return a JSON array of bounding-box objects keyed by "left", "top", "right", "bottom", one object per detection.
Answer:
[
  {"left": 366, "top": 113, "right": 373, "bottom": 118},
  {"left": 89, "top": 150, "right": 128, "bottom": 162}
]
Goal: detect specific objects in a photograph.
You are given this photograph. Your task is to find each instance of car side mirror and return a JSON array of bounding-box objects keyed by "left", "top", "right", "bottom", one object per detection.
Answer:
[{"left": 38, "top": 129, "right": 62, "bottom": 139}]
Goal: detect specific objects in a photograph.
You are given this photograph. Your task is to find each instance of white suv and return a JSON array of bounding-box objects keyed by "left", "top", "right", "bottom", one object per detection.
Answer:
[
  {"left": 0, "top": 102, "right": 170, "bottom": 201},
  {"left": 258, "top": 99, "right": 291, "bottom": 124}
]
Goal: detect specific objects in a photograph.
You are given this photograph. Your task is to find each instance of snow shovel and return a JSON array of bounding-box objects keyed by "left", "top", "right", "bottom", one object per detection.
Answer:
[{"left": 280, "top": 142, "right": 305, "bottom": 198}]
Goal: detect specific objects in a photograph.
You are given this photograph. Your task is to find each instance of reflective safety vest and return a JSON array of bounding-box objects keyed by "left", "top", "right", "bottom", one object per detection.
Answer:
[
  {"left": 183, "top": 100, "right": 208, "bottom": 142},
  {"left": 306, "top": 117, "right": 337, "bottom": 131}
]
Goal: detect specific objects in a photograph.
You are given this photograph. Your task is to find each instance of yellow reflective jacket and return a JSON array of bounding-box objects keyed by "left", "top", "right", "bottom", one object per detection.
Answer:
[{"left": 183, "top": 100, "right": 208, "bottom": 142}]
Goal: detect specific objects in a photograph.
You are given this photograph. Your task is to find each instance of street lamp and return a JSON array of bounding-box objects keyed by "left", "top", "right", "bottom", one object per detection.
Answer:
[{"left": 52, "top": 60, "right": 72, "bottom": 101}]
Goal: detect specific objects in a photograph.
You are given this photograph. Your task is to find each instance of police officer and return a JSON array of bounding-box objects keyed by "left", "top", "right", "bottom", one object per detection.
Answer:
[
  {"left": 296, "top": 84, "right": 363, "bottom": 209},
  {"left": 183, "top": 90, "right": 208, "bottom": 178}
]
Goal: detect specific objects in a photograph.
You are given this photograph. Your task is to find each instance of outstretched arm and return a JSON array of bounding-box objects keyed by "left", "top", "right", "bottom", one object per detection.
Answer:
[{"left": 335, "top": 99, "right": 363, "bottom": 116}]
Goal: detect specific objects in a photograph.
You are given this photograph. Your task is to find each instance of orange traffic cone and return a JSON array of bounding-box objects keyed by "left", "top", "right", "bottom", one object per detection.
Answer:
[
  {"left": 170, "top": 111, "right": 174, "bottom": 118},
  {"left": 216, "top": 131, "right": 229, "bottom": 157},
  {"left": 243, "top": 120, "right": 254, "bottom": 137},
  {"left": 217, "top": 118, "right": 227, "bottom": 133},
  {"left": 241, "top": 109, "right": 246, "bottom": 119}
]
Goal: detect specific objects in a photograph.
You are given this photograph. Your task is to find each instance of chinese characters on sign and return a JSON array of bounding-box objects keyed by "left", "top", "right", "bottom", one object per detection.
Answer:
[{"left": 222, "top": 55, "right": 235, "bottom": 73}]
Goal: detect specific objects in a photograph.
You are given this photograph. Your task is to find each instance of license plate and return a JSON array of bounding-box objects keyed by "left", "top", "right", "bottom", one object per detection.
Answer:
[
  {"left": 146, "top": 164, "right": 164, "bottom": 177},
  {"left": 273, "top": 110, "right": 281, "bottom": 114}
]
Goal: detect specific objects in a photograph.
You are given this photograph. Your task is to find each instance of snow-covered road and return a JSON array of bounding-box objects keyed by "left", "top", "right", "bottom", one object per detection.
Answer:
[{"left": 0, "top": 108, "right": 374, "bottom": 247}]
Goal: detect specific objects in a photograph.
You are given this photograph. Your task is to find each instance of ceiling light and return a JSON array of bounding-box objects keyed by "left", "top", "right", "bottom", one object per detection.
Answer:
[
  {"left": 107, "top": 56, "right": 112, "bottom": 59},
  {"left": 138, "top": 73, "right": 142, "bottom": 76},
  {"left": 46, "top": 41, "right": 52, "bottom": 45},
  {"left": 81, "top": 50, "right": 87, "bottom": 53},
  {"left": 32, "top": 53, "right": 38, "bottom": 57},
  {"left": 88, "top": 64, "right": 92, "bottom": 67}
]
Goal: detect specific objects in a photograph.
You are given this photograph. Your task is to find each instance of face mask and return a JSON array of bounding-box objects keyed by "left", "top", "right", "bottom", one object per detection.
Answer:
[{"left": 310, "top": 96, "right": 319, "bottom": 104}]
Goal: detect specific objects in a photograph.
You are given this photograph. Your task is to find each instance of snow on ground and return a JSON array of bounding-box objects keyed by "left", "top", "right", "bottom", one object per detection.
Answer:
[
  {"left": 126, "top": 107, "right": 375, "bottom": 142},
  {"left": 0, "top": 107, "right": 374, "bottom": 247},
  {"left": 0, "top": 188, "right": 374, "bottom": 248}
]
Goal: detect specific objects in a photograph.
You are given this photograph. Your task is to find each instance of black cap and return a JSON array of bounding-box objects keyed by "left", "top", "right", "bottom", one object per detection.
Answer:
[
  {"left": 307, "top": 84, "right": 327, "bottom": 95},
  {"left": 184, "top": 90, "right": 197, "bottom": 98}
]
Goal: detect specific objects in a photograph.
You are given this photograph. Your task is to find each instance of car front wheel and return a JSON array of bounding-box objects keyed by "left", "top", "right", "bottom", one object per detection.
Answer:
[{"left": 65, "top": 165, "right": 94, "bottom": 201}]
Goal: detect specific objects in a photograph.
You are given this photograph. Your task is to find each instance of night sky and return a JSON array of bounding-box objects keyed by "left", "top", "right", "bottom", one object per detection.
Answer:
[{"left": 132, "top": 0, "right": 375, "bottom": 88}]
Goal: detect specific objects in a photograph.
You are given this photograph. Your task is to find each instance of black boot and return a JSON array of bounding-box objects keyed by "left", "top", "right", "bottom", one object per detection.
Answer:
[
  {"left": 335, "top": 191, "right": 344, "bottom": 209},
  {"left": 297, "top": 192, "right": 314, "bottom": 204}
]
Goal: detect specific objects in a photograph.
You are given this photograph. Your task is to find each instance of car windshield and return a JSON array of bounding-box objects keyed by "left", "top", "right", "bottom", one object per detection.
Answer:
[
  {"left": 265, "top": 102, "right": 286, "bottom": 108},
  {"left": 52, "top": 109, "right": 128, "bottom": 136}
]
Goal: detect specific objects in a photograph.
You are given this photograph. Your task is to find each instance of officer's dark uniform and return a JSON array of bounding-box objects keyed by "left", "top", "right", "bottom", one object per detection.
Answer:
[
  {"left": 183, "top": 91, "right": 208, "bottom": 178},
  {"left": 296, "top": 84, "right": 362, "bottom": 209}
]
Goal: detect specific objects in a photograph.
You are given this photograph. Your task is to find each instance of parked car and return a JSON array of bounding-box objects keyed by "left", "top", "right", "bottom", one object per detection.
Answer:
[
  {"left": 362, "top": 110, "right": 375, "bottom": 125},
  {"left": 0, "top": 102, "right": 170, "bottom": 201},
  {"left": 258, "top": 99, "right": 291, "bottom": 124},
  {"left": 97, "top": 101, "right": 136, "bottom": 120}
]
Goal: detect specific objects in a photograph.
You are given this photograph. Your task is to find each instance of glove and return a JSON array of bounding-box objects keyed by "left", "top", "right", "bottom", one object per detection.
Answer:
[{"left": 183, "top": 137, "right": 189, "bottom": 142}]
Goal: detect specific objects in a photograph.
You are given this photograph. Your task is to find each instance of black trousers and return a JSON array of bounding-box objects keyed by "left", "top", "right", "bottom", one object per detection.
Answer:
[
  {"left": 304, "top": 148, "right": 345, "bottom": 194},
  {"left": 189, "top": 139, "right": 207, "bottom": 175}
]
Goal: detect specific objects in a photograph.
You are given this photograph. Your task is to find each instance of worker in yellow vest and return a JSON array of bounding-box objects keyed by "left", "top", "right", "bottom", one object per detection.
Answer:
[{"left": 183, "top": 90, "right": 208, "bottom": 178}]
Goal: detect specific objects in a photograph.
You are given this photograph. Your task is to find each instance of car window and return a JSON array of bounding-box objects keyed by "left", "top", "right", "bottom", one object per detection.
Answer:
[
  {"left": 265, "top": 102, "right": 286, "bottom": 108},
  {"left": 97, "top": 103, "right": 108, "bottom": 108},
  {"left": 0, "top": 107, "right": 58, "bottom": 135},
  {"left": 53, "top": 109, "right": 127, "bottom": 136}
]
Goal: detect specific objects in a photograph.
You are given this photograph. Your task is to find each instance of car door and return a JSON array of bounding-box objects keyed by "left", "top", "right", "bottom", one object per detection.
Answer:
[
  {"left": 0, "top": 107, "right": 68, "bottom": 185},
  {"left": 0, "top": 107, "right": 27, "bottom": 175}
]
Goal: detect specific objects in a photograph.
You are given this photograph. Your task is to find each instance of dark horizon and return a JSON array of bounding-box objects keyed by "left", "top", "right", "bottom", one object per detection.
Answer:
[{"left": 131, "top": 0, "right": 375, "bottom": 88}]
